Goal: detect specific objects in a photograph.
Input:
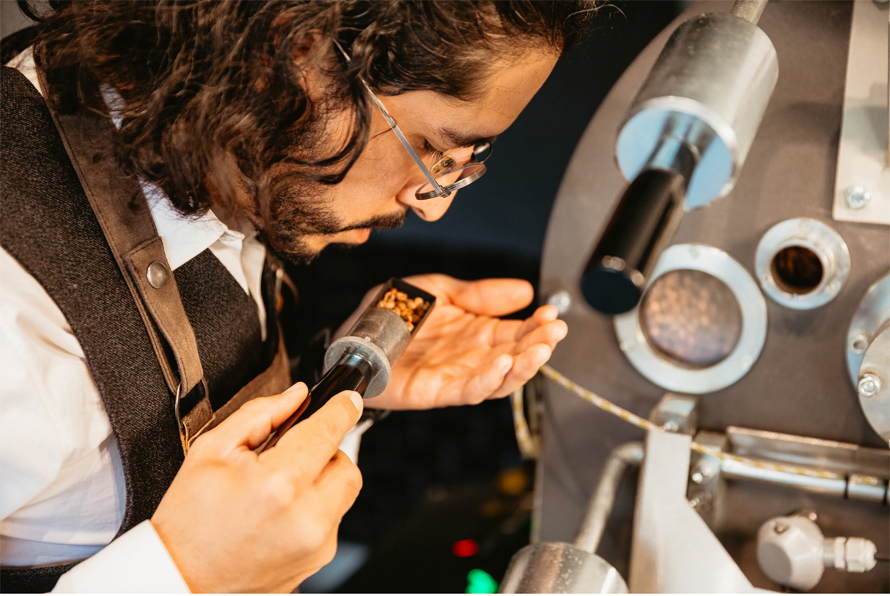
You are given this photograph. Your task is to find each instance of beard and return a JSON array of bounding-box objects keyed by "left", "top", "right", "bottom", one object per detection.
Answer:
[
  {"left": 261, "top": 170, "right": 407, "bottom": 265},
  {"left": 253, "top": 97, "right": 406, "bottom": 263}
]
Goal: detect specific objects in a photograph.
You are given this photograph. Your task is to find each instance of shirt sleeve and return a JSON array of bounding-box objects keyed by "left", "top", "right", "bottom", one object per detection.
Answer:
[
  {"left": 339, "top": 418, "right": 374, "bottom": 464},
  {"left": 52, "top": 521, "right": 191, "bottom": 594}
]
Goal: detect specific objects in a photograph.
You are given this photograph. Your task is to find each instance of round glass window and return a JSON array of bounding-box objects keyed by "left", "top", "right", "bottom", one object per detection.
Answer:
[{"left": 640, "top": 269, "right": 743, "bottom": 368}]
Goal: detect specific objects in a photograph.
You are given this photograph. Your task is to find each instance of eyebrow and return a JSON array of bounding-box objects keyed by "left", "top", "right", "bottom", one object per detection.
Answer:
[{"left": 436, "top": 127, "right": 494, "bottom": 149}]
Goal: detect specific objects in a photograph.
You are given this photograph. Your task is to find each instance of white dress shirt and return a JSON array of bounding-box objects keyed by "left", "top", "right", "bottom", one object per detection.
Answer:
[{"left": 1, "top": 49, "right": 363, "bottom": 593}]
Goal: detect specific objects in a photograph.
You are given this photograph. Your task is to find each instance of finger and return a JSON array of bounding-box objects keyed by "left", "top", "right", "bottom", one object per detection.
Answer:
[
  {"left": 491, "top": 305, "right": 559, "bottom": 345},
  {"left": 262, "top": 391, "right": 363, "bottom": 480},
  {"left": 514, "top": 319, "right": 569, "bottom": 353},
  {"left": 492, "top": 343, "right": 553, "bottom": 398},
  {"left": 516, "top": 306, "right": 560, "bottom": 338},
  {"left": 196, "top": 383, "right": 309, "bottom": 453},
  {"left": 313, "top": 450, "right": 363, "bottom": 517},
  {"left": 442, "top": 353, "right": 512, "bottom": 406}
]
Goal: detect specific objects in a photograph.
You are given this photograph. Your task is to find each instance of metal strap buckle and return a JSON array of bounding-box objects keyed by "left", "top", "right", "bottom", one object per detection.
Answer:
[{"left": 174, "top": 377, "right": 210, "bottom": 441}]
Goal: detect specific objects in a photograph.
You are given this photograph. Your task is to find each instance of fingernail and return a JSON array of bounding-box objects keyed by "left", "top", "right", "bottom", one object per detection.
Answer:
[
  {"left": 286, "top": 382, "right": 307, "bottom": 395},
  {"left": 500, "top": 357, "right": 513, "bottom": 374},
  {"left": 347, "top": 391, "right": 364, "bottom": 414}
]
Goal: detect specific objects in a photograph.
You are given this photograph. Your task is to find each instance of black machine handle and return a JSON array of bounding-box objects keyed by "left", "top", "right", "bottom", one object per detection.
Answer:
[
  {"left": 257, "top": 352, "right": 373, "bottom": 453},
  {"left": 581, "top": 168, "right": 689, "bottom": 316}
]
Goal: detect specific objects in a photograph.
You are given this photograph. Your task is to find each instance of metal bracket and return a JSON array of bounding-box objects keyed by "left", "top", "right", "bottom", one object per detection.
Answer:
[{"left": 832, "top": 0, "right": 889, "bottom": 225}]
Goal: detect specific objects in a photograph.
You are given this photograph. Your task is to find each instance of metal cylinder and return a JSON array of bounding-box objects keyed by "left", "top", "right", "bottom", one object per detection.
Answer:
[
  {"left": 580, "top": 169, "right": 687, "bottom": 315},
  {"left": 721, "top": 457, "right": 889, "bottom": 504},
  {"left": 499, "top": 543, "right": 628, "bottom": 594},
  {"left": 616, "top": 11, "right": 779, "bottom": 208},
  {"left": 573, "top": 442, "right": 644, "bottom": 553},
  {"left": 325, "top": 307, "right": 411, "bottom": 398}
]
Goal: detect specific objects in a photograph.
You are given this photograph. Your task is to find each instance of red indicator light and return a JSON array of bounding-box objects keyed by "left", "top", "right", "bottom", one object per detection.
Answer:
[{"left": 453, "top": 539, "right": 480, "bottom": 558}]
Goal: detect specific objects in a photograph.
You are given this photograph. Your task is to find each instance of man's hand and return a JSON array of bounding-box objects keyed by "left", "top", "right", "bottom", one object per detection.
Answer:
[
  {"left": 339, "top": 274, "right": 568, "bottom": 410},
  {"left": 150, "top": 384, "right": 363, "bottom": 593}
]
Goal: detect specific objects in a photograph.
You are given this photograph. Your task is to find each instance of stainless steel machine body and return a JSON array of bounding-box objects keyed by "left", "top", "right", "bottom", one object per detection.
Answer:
[
  {"left": 532, "top": 0, "right": 890, "bottom": 592},
  {"left": 616, "top": 11, "right": 778, "bottom": 208}
]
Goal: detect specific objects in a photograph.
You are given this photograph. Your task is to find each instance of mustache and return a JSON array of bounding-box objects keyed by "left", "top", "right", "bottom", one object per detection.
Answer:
[{"left": 334, "top": 210, "right": 408, "bottom": 234}]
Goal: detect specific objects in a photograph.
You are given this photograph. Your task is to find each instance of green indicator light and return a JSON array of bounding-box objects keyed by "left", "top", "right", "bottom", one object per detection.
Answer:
[{"left": 466, "top": 568, "right": 499, "bottom": 594}]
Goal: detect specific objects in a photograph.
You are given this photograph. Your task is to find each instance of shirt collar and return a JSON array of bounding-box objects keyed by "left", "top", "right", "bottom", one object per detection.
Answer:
[
  {"left": 141, "top": 181, "right": 241, "bottom": 271},
  {"left": 98, "top": 85, "right": 255, "bottom": 272}
]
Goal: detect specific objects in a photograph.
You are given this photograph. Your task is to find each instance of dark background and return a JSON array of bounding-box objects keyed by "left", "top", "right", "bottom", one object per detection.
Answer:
[{"left": 282, "top": 2, "right": 684, "bottom": 592}]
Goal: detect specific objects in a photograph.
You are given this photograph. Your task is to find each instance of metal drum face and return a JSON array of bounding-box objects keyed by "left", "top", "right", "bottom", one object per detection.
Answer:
[
  {"left": 614, "top": 244, "right": 767, "bottom": 394},
  {"left": 536, "top": 2, "right": 889, "bottom": 592}
]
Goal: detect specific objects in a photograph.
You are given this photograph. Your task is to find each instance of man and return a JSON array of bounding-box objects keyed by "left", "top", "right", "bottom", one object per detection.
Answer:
[{"left": 0, "top": 1, "right": 592, "bottom": 592}]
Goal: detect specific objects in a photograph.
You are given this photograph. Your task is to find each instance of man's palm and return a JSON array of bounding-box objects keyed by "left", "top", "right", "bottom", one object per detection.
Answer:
[{"left": 363, "top": 275, "right": 568, "bottom": 410}]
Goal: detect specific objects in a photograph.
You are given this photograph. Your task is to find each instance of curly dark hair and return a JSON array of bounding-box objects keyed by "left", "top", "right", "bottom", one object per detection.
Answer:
[{"left": 17, "top": 0, "right": 597, "bottom": 247}]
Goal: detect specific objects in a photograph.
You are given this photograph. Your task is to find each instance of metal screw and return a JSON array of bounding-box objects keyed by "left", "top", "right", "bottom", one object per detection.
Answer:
[
  {"left": 774, "top": 521, "right": 788, "bottom": 534},
  {"left": 845, "top": 185, "right": 871, "bottom": 210},
  {"left": 146, "top": 261, "right": 169, "bottom": 289},
  {"left": 546, "top": 290, "right": 572, "bottom": 315},
  {"left": 858, "top": 373, "right": 881, "bottom": 398},
  {"left": 662, "top": 419, "right": 679, "bottom": 433}
]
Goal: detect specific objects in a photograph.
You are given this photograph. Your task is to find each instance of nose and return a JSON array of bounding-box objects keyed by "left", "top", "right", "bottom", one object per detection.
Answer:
[
  {"left": 396, "top": 178, "right": 456, "bottom": 222},
  {"left": 395, "top": 144, "right": 475, "bottom": 221}
]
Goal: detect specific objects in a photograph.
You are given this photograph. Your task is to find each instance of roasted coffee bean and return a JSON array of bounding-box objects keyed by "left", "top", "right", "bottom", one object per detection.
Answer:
[{"left": 377, "top": 287, "right": 430, "bottom": 330}]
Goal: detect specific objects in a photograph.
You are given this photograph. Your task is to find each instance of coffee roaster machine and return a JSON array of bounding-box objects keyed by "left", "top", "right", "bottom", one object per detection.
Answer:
[{"left": 501, "top": 0, "right": 890, "bottom": 592}]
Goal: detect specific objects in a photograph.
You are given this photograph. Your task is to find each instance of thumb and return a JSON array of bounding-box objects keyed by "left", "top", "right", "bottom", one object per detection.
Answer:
[{"left": 196, "top": 383, "right": 309, "bottom": 452}]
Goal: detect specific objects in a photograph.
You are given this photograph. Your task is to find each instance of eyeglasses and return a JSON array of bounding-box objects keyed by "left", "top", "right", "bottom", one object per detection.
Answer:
[{"left": 334, "top": 41, "right": 491, "bottom": 200}]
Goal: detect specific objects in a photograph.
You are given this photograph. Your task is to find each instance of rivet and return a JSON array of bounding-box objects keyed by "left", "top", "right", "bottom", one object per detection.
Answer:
[{"left": 147, "top": 261, "right": 169, "bottom": 289}]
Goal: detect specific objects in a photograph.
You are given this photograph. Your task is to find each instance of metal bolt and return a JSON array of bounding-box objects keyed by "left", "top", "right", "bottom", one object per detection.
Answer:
[
  {"left": 146, "top": 261, "right": 169, "bottom": 289},
  {"left": 546, "top": 290, "right": 572, "bottom": 315},
  {"left": 773, "top": 521, "right": 788, "bottom": 534},
  {"left": 662, "top": 419, "right": 679, "bottom": 433},
  {"left": 691, "top": 463, "right": 714, "bottom": 485},
  {"left": 688, "top": 491, "right": 713, "bottom": 512},
  {"left": 845, "top": 185, "right": 871, "bottom": 210},
  {"left": 858, "top": 373, "right": 881, "bottom": 398}
]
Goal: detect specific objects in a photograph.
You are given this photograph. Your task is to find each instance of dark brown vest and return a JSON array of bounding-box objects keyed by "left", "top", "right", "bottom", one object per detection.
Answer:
[{"left": 0, "top": 66, "right": 289, "bottom": 592}]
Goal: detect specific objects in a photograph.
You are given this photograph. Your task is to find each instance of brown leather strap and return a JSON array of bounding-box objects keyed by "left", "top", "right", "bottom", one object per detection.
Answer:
[{"left": 35, "top": 56, "right": 213, "bottom": 451}]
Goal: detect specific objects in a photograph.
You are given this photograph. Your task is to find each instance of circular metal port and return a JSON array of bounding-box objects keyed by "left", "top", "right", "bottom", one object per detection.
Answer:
[{"left": 755, "top": 218, "right": 850, "bottom": 310}]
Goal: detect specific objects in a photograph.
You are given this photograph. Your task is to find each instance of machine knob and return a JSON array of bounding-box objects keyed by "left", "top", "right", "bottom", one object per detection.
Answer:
[
  {"left": 757, "top": 516, "right": 826, "bottom": 591},
  {"left": 756, "top": 515, "right": 878, "bottom": 591}
]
